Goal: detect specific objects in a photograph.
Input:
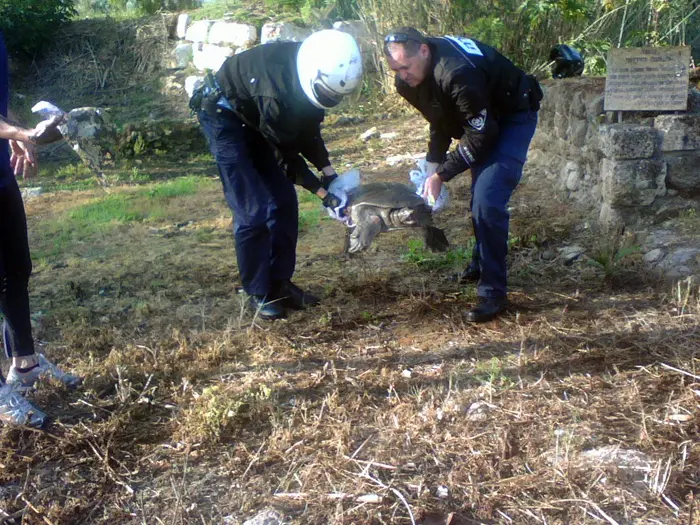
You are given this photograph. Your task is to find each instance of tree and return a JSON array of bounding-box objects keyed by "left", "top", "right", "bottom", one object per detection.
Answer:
[{"left": 0, "top": 0, "right": 76, "bottom": 57}]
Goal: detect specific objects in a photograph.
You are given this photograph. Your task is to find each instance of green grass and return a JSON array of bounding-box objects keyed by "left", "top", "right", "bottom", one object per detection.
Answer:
[
  {"left": 472, "top": 357, "right": 516, "bottom": 389},
  {"left": 402, "top": 238, "right": 473, "bottom": 271},
  {"left": 297, "top": 189, "right": 319, "bottom": 204},
  {"left": 141, "top": 176, "right": 202, "bottom": 199},
  {"left": 68, "top": 194, "right": 146, "bottom": 224},
  {"left": 32, "top": 176, "right": 214, "bottom": 261},
  {"left": 298, "top": 208, "right": 322, "bottom": 232},
  {"left": 188, "top": 0, "right": 279, "bottom": 26}
]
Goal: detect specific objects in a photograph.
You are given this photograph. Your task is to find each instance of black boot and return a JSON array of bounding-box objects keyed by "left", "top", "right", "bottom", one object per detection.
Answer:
[
  {"left": 248, "top": 295, "right": 287, "bottom": 320},
  {"left": 450, "top": 265, "right": 481, "bottom": 284},
  {"left": 272, "top": 281, "right": 320, "bottom": 310},
  {"left": 466, "top": 296, "right": 507, "bottom": 323}
]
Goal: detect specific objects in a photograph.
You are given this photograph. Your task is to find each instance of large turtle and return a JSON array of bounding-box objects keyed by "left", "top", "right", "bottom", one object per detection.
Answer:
[{"left": 344, "top": 182, "right": 449, "bottom": 253}]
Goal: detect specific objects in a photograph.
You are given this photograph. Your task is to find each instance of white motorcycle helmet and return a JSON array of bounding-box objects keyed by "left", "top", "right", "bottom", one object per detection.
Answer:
[{"left": 297, "top": 29, "right": 363, "bottom": 110}]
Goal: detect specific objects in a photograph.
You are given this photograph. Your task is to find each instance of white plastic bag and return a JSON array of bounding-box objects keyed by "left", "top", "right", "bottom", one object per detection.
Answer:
[
  {"left": 410, "top": 158, "right": 449, "bottom": 213},
  {"left": 326, "top": 168, "right": 361, "bottom": 225},
  {"left": 31, "top": 101, "right": 66, "bottom": 120}
]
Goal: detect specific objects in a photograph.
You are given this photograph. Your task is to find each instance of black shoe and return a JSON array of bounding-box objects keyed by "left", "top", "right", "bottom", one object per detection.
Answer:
[
  {"left": 248, "top": 295, "right": 287, "bottom": 320},
  {"left": 450, "top": 266, "right": 481, "bottom": 284},
  {"left": 466, "top": 297, "right": 507, "bottom": 323},
  {"left": 272, "top": 281, "right": 320, "bottom": 310}
]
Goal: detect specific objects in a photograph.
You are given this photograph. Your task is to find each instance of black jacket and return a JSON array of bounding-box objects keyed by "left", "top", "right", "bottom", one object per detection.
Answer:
[
  {"left": 396, "top": 36, "right": 541, "bottom": 181},
  {"left": 216, "top": 42, "right": 329, "bottom": 193}
]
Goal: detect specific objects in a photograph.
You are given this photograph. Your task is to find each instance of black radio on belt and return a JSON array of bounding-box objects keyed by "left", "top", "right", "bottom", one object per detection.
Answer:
[{"left": 189, "top": 71, "right": 225, "bottom": 116}]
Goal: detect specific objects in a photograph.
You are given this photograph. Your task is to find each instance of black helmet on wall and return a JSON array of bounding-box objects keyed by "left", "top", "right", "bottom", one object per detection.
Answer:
[{"left": 550, "top": 44, "right": 584, "bottom": 78}]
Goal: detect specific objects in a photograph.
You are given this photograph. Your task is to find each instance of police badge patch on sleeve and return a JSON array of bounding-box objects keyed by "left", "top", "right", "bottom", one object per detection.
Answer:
[{"left": 468, "top": 109, "right": 487, "bottom": 131}]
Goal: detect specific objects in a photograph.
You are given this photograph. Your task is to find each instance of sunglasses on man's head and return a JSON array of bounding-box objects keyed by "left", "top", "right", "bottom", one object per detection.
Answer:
[
  {"left": 384, "top": 33, "right": 415, "bottom": 45},
  {"left": 383, "top": 32, "right": 422, "bottom": 54}
]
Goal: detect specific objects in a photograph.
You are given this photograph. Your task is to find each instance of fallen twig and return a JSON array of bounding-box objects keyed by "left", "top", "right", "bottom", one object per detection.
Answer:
[
  {"left": 273, "top": 492, "right": 383, "bottom": 503},
  {"left": 358, "top": 472, "right": 416, "bottom": 525},
  {"left": 659, "top": 362, "right": 700, "bottom": 382},
  {"left": 19, "top": 496, "right": 55, "bottom": 525}
]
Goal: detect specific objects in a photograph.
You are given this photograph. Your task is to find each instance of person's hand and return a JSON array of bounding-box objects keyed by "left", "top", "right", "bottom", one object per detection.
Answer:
[
  {"left": 322, "top": 191, "right": 342, "bottom": 210},
  {"left": 319, "top": 172, "right": 338, "bottom": 190},
  {"left": 421, "top": 173, "right": 443, "bottom": 207},
  {"left": 9, "top": 140, "right": 36, "bottom": 179},
  {"left": 28, "top": 115, "right": 64, "bottom": 145}
]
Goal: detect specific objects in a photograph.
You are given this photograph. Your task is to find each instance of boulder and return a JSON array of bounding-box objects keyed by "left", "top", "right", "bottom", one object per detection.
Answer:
[
  {"left": 185, "top": 20, "right": 212, "bottom": 43},
  {"left": 176, "top": 13, "right": 190, "bottom": 40},
  {"left": 260, "top": 22, "right": 311, "bottom": 44},
  {"left": 598, "top": 124, "right": 657, "bottom": 159},
  {"left": 665, "top": 153, "right": 700, "bottom": 195},
  {"left": 601, "top": 158, "right": 666, "bottom": 206},
  {"left": 185, "top": 75, "right": 204, "bottom": 98},
  {"left": 655, "top": 114, "right": 700, "bottom": 152},
  {"left": 208, "top": 21, "right": 257, "bottom": 48},
  {"left": 562, "top": 161, "right": 583, "bottom": 191},
  {"left": 173, "top": 43, "right": 193, "bottom": 69},
  {"left": 192, "top": 43, "right": 233, "bottom": 72}
]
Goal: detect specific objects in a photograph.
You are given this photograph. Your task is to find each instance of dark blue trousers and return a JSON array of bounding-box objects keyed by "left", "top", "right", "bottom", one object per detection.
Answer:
[
  {"left": 198, "top": 109, "right": 298, "bottom": 297},
  {"left": 469, "top": 111, "right": 538, "bottom": 298}
]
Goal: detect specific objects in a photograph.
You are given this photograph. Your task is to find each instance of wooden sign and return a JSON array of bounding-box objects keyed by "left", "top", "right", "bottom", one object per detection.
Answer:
[{"left": 604, "top": 46, "right": 691, "bottom": 111}]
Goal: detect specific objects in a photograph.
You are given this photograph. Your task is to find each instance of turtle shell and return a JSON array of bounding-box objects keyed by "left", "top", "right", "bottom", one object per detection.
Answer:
[{"left": 347, "top": 182, "right": 424, "bottom": 209}]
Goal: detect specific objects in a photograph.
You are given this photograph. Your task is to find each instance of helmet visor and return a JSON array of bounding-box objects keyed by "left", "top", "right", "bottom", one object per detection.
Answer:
[{"left": 312, "top": 78, "right": 343, "bottom": 108}]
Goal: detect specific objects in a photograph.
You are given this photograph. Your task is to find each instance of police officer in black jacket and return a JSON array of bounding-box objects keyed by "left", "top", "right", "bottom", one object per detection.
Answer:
[
  {"left": 384, "top": 27, "right": 542, "bottom": 323},
  {"left": 192, "top": 30, "right": 363, "bottom": 320}
]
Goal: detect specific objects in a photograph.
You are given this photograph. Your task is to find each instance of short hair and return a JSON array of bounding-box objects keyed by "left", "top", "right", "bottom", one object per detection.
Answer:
[{"left": 383, "top": 27, "right": 427, "bottom": 57}]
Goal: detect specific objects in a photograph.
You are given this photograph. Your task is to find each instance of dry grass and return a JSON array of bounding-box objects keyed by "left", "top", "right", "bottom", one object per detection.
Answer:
[{"left": 2, "top": 114, "right": 698, "bottom": 525}]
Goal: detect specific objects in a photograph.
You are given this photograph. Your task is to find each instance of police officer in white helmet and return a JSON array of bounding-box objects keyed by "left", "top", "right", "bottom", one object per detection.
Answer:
[{"left": 191, "top": 30, "right": 363, "bottom": 320}]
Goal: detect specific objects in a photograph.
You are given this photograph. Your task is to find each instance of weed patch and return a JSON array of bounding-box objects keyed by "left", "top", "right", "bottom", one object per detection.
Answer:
[{"left": 402, "top": 238, "right": 473, "bottom": 271}]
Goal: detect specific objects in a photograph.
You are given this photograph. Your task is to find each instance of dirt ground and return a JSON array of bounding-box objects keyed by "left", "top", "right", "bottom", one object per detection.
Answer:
[{"left": 1, "top": 112, "right": 698, "bottom": 525}]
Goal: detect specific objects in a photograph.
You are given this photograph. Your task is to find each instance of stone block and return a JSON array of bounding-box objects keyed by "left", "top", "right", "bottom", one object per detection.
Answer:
[
  {"left": 601, "top": 158, "right": 666, "bottom": 206},
  {"left": 598, "top": 124, "right": 657, "bottom": 159},
  {"left": 192, "top": 43, "right": 233, "bottom": 72},
  {"left": 185, "top": 20, "right": 212, "bottom": 43},
  {"left": 655, "top": 114, "right": 700, "bottom": 152},
  {"left": 665, "top": 153, "right": 700, "bottom": 195},
  {"left": 568, "top": 118, "right": 588, "bottom": 147},
  {"left": 562, "top": 161, "right": 582, "bottom": 191},
  {"left": 598, "top": 201, "right": 624, "bottom": 228},
  {"left": 537, "top": 109, "right": 554, "bottom": 133},
  {"left": 260, "top": 22, "right": 312, "bottom": 44},
  {"left": 208, "top": 21, "right": 257, "bottom": 48},
  {"left": 689, "top": 87, "right": 700, "bottom": 114},
  {"left": 173, "top": 43, "right": 193, "bottom": 69},
  {"left": 555, "top": 113, "right": 568, "bottom": 140},
  {"left": 586, "top": 95, "right": 605, "bottom": 121},
  {"left": 185, "top": 75, "right": 204, "bottom": 98},
  {"left": 333, "top": 20, "right": 370, "bottom": 39},
  {"left": 176, "top": 13, "right": 190, "bottom": 40},
  {"left": 570, "top": 90, "right": 587, "bottom": 119}
]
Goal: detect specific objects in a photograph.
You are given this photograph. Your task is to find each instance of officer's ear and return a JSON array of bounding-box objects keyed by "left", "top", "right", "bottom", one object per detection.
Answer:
[{"left": 419, "top": 43, "right": 430, "bottom": 61}]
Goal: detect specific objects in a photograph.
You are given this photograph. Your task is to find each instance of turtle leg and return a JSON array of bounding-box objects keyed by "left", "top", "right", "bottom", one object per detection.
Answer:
[
  {"left": 423, "top": 226, "right": 450, "bottom": 252},
  {"left": 402, "top": 205, "right": 449, "bottom": 252},
  {"left": 348, "top": 212, "right": 384, "bottom": 253},
  {"left": 343, "top": 227, "right": 352, "bottom": 254}
]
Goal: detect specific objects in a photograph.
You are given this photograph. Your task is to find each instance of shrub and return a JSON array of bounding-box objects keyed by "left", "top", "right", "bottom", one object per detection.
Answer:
[{"left": 0, "top": 0, "right": 76, "bottom": 57}]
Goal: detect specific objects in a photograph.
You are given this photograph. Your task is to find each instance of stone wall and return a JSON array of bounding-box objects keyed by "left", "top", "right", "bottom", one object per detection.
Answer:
[
  {"left": 165, "top": 14, "right": 374, "bottom": 98},
  {"left": 528, "top": 77, "right": 700, "bottom": 228}
]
